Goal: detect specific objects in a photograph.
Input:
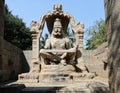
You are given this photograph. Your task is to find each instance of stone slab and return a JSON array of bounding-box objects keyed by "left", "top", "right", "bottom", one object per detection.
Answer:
[
  {"left": 40, "top": 49, "right": 76, "bottom": 53},
  {"left": 0, "top": 81, "right": 109, "bottom": 93},
  {"left": 0, "top": 84, "right": 25, "bottom": 93},
  {"left": 21, "top": 87, "right": 91, "bottom": 93}
]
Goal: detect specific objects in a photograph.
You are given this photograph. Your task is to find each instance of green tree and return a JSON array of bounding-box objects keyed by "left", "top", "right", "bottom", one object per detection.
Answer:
[
  {"left": 86, "top": 19, "right": 107, "bottom": 50},
  {"left": 40, "top": 33, "right": 49, "bottom": 48},
  {"left": 4, "top": 5, "right": 32, "bottom": 50},
  {"left": 66, "top": 28, "right": 75, "bottom": 47}
]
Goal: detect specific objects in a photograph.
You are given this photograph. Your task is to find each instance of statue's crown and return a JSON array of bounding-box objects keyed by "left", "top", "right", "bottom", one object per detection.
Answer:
[
  {"left": 53, "top": 4, "right": 62, "bottom": 13},
  {"left": 53, "top": 18, "right": 62, "bottom": 28},
  {"left": 45, "top": 4, "right": 69, "bottom": 34}
]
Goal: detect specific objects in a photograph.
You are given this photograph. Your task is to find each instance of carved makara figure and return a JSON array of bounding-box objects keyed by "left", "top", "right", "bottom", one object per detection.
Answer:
[{"left": 40, "top": 18, "right": 76, "bottom": 65}]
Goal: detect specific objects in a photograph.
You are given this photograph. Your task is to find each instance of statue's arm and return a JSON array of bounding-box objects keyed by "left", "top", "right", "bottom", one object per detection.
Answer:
[
  {"left": 65, "top": 38, "right": 71, "bottom": 49},
  {"left": 44, "top": 39, "right": 51, "bottom": 49}
]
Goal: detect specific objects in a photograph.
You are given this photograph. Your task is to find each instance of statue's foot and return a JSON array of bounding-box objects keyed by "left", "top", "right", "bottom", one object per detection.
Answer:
[{"left": 60, "top": 59, "right": 67, "bottom": 65}]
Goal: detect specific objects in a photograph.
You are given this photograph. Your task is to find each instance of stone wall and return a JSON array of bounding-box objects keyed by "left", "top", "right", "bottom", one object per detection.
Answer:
[
  {"left": 23, "top": 42, "right": 108, "bottom": 79},
  {"left": 23, "top": 50, "right": 32, "bottom": 68},
  {"left": 104, "top": 0, "right": 120, "bottom": 93},
  {"left": 82, "top": 42, "right": 108, "bottom": 78},
  {"left": 0, "top": 0, "right": 30, "bottom": 82},
  {"left": 0, "top": 39, "right": 30, "bottom": 81}
]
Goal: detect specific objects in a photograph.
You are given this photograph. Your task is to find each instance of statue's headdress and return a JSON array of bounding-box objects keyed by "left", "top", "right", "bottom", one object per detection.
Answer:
[
  {"left": 53, "top": 18, "right": 62, "bottom": 28},
  {"left": 45, "top": 4, "right": 69, "bottom": 34}
]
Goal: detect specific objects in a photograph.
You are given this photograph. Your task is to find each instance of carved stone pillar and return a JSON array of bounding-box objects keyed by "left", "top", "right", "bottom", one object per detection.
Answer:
[
  {"left": 31, "top": 32, "right": 39, "bottom": 64},
  {"left": 75, "top": 31, "right": 84, "bottom": 49},
  {"left": 30, "top": 31, "right": 41, "bottom": 73},
  {"left": 72, "top": 23, "right": 84, "bottom": 49},
  {"left": 30, "top": 21, "right": 41, "bottom": 72}
]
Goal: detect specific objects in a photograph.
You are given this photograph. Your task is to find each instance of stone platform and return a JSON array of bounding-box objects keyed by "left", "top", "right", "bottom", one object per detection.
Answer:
[
  {"left": 39, "top": 65, "right": 97, "bottom": 83},
  {"left": 18, "top": 64, "right": 98, "bottom": 83},
  {"left": 0, "top": 80, "right": 109, "bottom": 93},
  {"left": 39, "top": 65, "right": 75, "bottom": 83}
]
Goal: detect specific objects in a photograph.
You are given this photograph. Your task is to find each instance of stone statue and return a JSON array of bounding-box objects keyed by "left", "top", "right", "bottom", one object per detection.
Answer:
[
  {"left": 40, "top": 18, "right": 76, "bottom": 65},
  {"left": 18, "top": 4, "right": 96, "bottom": 83},
  {"left": 30, "top": 20, "right": 39, "bottom": 33}
]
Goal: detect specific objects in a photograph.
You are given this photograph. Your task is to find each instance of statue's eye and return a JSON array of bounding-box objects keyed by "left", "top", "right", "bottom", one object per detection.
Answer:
[
  {"left": 54, "top": 29, "right": 57, "bottom": 32},
  {"left": 58, "top": 29, "right": 61, "bottom": 32}
]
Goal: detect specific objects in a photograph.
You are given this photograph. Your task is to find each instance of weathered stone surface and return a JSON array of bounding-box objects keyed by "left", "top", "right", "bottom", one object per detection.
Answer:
[
  {"left": 13, "top": 81, "right": 109, "bottom": 93},
  {"left": 0, "top": 1, "right": 30, "bottom": 81},
  {"left": 57, "top": 87, "right": 91, "bottom": 93},
  {"left": 87, "top": 82, "right": 109, "bottom": 93},
  {"left": 0, "top": 39, "right": 29, "bottom": 82},
  {"left": 42, "top": 65, "right": 75, "bottom": 73},
  {"left": 21, "top": 86, "right": 109, "bottom": 93},
  {"left": 104, "top": 0, "right": 120, "bottom": 93},
  {"left": 0, "top": 84, "right": 25, "bottom": 93},
  {"left": 82, "top": 42, "right": 108, "bottom": 78},
  {"left": 39, "top": 65, "right": 75, "bottom": 83},
  {"left": 18, "top": 73, "right": 39, "bottom": 83},
  {"left": 23, "top": 51, "right": 32, "bottom": 69},
  {"left": 71, "top": 72, "right": 97, "bottom": 81},
  {"left": 0, "top": 79, "right": 109, "bottom": 93},
  {"left": 21, "top": 87, "right": 57, "bottom": 93}
]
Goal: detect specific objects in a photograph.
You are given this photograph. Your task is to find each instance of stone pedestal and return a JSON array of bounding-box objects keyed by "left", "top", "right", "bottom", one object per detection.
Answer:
[
  {"left": 39, "top": 65, "right": 75, "bottom": 83},
  {"left": 18, "top": 73, "right": 39, "bottom": 83},
  {"left": 0, "top": 81, "right": 109, "bottom": 93},
  {"left": 39, "top": 65, "right": 96, "bottom": 83}
]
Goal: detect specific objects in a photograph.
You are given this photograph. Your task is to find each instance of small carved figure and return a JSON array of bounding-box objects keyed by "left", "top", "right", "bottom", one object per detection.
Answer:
[
  {"left": 30, "top": 20, "right": 39, "bottom": 33},
  {"left": 72, "top": 22, "right": 84, "bottom": 34}
]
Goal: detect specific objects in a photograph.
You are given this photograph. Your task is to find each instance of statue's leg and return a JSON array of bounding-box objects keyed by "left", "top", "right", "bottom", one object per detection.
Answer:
[
  {"left": 44, "top": 58, "right": 51, "bottom": 65},
  {"left": 40, "top": 52, "right": 62, "bottom": 65},
  {"left": 61, "top": 52, "right": 76, "bottom": 64}
]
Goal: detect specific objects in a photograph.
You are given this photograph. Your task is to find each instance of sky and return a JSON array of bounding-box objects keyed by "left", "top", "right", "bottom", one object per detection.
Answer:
[{"left": 5, "top": 0, "right": 105, "bottom": 47}]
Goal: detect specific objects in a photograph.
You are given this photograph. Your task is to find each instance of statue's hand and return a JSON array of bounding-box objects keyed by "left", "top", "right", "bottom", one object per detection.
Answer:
[{"left": 60, "top": 53, "right": 67, "bottom": 59}]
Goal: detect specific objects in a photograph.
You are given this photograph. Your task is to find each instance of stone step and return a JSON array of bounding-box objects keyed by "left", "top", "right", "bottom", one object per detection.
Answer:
[
  {"left": 41, "top": 65, "right": 75, "bottom": 72},
  {"left": 39, "top": 73, "right": 71, "bottom": 83},
  {"left": 0, "top": 81, "right": 109, "bottom": 93},
  {"left": 21, "top": 87, "right": 91, "bottom": 93},
  {"left": 0, "top": 84, "right": 25, "bottom": 93}
]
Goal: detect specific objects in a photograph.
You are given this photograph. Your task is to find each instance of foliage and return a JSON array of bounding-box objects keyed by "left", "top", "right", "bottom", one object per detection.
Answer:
[
  {"left": 86, "top": 19, "right": 107, "bottom": 50},
  {"left": 40, "top": 33, "right": 49, "bottom": 48},
  {"left": 66, "top": 28, "right": 75, "bottom": 47},
  {"left": 4, "top": 5, "right": 32, "bottom": 50}
]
